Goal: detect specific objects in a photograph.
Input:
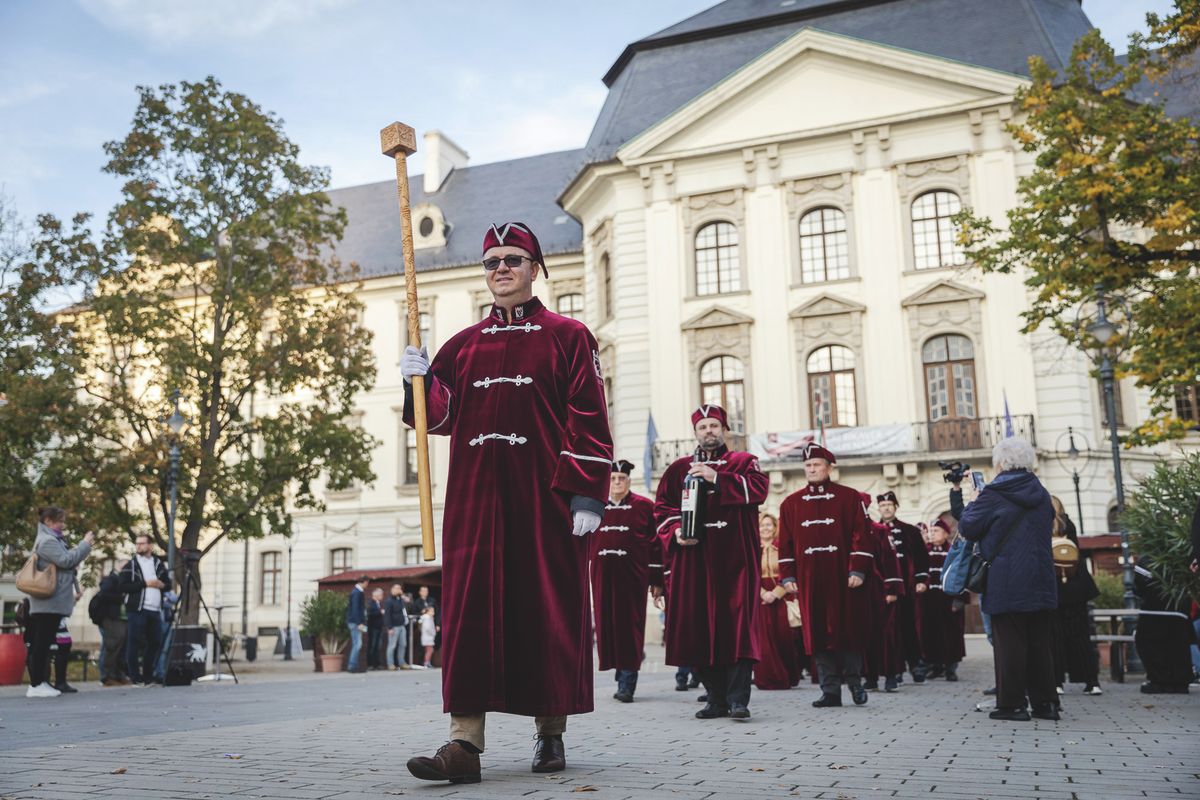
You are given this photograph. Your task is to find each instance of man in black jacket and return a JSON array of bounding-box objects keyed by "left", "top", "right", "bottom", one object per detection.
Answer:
[
  {"left": 385, "top": 584, "right": 411, "bottom": 669},
  {"left": 89, "top": 560, "right": 131, "bottom": 686},
  {"left": 120, "top": 535, "right": 171, "bottom": 685}
]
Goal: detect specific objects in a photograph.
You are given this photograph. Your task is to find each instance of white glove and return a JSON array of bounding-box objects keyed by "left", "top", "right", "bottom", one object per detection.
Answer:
[
  {"left": 571, "top": 510, "right": 602, "bottom": 537},
  {"left": 401, "top": 345, "right": 429, "bottom": 384}
]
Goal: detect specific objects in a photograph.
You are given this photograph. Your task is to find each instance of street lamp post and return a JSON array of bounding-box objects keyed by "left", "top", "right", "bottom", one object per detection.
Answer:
[
  {"left": 1087, "top": 292, "right": 1133, "bottom": 608},
  {"left": 165, "top": 391, "right": 188, "bottom": 590},
  {"left": 1056, "top": 426, "right": 1087, "bottom": 537},
  {"left": 284, "top": 537, "right": 294, "bottom": 661},
  {"left": 1086, "top": 289, "right": 1142, "bottom": 675}
]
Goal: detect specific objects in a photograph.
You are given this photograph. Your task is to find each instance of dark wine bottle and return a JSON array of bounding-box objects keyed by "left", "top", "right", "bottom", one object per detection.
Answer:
[{"left": 679, "top": 448, "right": 708, "bottom": 541}]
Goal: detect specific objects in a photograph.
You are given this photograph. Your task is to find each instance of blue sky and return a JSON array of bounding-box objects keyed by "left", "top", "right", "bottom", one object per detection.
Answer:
[{"left": 0, "top": 0, "right": 1177, "bottom": 226}]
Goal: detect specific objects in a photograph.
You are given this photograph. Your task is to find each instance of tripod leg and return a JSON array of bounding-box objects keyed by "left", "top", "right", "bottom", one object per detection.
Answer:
[{"left": 181, "top": 560, "right": 239, "bottom": 683}]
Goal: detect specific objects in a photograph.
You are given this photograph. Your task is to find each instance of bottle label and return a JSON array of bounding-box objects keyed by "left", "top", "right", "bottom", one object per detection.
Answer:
[{"left": 681, "top": 485, "right": 697, "bottom": 513}]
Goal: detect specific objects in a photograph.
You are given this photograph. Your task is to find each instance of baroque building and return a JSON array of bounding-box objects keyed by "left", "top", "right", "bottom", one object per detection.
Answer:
[{"left": 186, "top": 0, "right": 1198, "bottom": 644}]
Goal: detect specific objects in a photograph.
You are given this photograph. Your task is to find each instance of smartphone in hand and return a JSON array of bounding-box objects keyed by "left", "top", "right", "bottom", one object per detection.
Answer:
[{"left": 971, "top": 471, "right": 986, "bottom": 493}]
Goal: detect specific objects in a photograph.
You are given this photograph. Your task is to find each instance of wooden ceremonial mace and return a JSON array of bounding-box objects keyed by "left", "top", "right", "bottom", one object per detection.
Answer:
[{"left": 381, "top": 122, "right": 436, "bottom": 562}]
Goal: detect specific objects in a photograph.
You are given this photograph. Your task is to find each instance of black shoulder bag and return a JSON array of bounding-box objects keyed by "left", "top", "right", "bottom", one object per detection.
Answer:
[{"left": 963, "top": 513, "right": 1021, "bottom": 594}]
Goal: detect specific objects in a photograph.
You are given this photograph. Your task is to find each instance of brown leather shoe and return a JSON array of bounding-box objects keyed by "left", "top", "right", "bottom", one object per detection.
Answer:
[
  {"left": 406, "top": 741, "right": 481, "bottom": 784},
  {"left": 531, "top": 734, "right": 565, "bottom": 773}
]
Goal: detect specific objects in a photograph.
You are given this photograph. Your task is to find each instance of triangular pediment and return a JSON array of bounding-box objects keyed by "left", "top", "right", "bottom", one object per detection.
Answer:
[
  {"left": 619, "top": 29, "right": 1025, "bottom": 162},
  {"left": 789, "top": 293, "right": 866, "bottom": 319},
  {"left": 901, "top": 279, "right": 986, "bottom": 307},
  {"left": 681, "top": 304, "right": 755, "bottom": 330}
]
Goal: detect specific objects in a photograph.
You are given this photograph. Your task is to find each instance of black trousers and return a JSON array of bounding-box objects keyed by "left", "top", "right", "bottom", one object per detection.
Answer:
[
  {"left": 27, "top": 613, "right": 62, "bottom": 687},
  {"left": 991, "top": 610, "right": 1056, "bottom": 711},
  {"left": 813, "top": 650, "right": 862, "bottom": 695},
  {"left": 1136, "top": 615, "right": 1194, "bottom": 689},
  {"left": 697, "top": 659, "right": 753, "bottom": 710}
]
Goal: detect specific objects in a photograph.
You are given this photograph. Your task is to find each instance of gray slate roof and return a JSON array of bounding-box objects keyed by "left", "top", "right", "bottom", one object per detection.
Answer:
[
  {"left": 326, "top": 149, "right": 585, "bottom": 276},
  {"left": 585, "top": 0, "right": 1095, "bottom": 165}
]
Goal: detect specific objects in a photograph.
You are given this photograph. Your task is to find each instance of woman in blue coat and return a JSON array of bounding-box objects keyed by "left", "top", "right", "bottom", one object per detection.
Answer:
[{"left": 959, "top": 437, "right": 1058, "bottom": 721}]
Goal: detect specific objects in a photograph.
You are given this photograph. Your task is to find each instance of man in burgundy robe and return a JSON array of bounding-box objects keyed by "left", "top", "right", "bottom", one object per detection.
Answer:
[
  {"left": 402, "top": 222, "right": 612, "bottom": 784},
  {"left": 878, "top": 491, "right": 929, "bottom": 684},
  {"left": 654, "top": 405, "right": 768, "bottom": 721},
  {"left": 858, "top": 493, "right": 905, "bottom": 693},
  {"left": 778, "top": 443, "right": 871, "bottom": 708},
  {"left": 590, "top": 459, "right": 656, "bottom": 703}
]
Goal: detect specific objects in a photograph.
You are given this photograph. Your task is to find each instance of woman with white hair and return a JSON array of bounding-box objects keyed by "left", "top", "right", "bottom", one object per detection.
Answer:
[{"left": 959, "top": 437, "right": 1058, "bottom": 721}]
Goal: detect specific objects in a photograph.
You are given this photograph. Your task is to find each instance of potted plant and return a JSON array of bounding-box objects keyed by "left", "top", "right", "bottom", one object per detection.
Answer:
[{"left": 300, "top": 591, "right": 349, "bottom": 673}]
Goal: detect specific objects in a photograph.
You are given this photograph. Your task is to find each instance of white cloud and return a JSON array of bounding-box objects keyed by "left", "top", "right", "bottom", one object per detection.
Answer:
[
  {"left": 78, "top": 0, "right": 354, "bottom": 44},
  {"left": 0, "top": 81, "right": 64, "bottom": 110},
  {"left": 468, "top": 82, "right": 607, "bottom": 163}
]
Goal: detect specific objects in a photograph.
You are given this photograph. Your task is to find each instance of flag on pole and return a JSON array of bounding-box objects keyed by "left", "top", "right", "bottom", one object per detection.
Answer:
[
  {"left": 1003, "top": 391, "right": 1014, "bottom": 438},
  {"left": 643, "top": 412, "right": 658, "bottom": 491}
]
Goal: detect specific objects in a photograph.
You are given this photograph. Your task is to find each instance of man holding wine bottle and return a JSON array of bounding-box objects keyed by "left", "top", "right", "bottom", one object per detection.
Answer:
[
  {"left": 778, "top": 443, "right": 872, "bottom": 708},
  {"left": 654, "top": 405, "right": 769, "bottom": 721}
]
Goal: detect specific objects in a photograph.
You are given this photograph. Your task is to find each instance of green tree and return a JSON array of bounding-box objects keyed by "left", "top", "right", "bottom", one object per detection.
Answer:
[
  {"left": 0, "top": 196, "right": 123, "bottom": 574},
  {"left": 9, "top": 78, "right": 377, "bottom": 617},
  {"left": 956, "top": 8, "right": 1200, "bottom": 444},
  {"left": 1123, "top": 452, "right": 1200, "bottom": 607}
]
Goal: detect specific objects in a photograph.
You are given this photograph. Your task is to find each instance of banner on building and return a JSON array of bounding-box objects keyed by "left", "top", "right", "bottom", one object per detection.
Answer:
[{"left": 749, "top": 424, "right": 915, "bottom": 461}]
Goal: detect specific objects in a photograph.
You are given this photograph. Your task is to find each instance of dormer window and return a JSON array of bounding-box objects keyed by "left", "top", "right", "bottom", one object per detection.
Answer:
[{"left": 411, "top": 202, "right": 448, "bottom": 250}]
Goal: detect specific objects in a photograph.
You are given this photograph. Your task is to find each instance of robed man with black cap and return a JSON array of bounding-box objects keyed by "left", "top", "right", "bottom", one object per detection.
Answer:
[{"left": 590, "top": 459, "right": 657, "bottom": 703}]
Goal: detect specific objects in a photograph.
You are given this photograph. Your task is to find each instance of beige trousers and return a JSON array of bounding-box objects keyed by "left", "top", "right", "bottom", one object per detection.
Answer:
[{"left": 449, "top": 713, "right": 567, "bottom": 752}]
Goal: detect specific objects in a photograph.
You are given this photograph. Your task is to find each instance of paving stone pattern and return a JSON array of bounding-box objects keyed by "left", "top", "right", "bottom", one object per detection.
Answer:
[{"left": 0, "top": 641, "right": 1196, "bottom": 800}]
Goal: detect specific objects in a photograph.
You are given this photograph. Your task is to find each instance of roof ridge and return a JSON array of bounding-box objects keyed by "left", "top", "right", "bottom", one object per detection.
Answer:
[
  {"left": 328, "top": 147, "right": 586, "bottom": 195},
  {"left": 602, "top": 0, "right": 902, "bottom": 87}
]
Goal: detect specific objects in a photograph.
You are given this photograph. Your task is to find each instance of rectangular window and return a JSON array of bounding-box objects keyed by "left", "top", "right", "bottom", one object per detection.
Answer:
[
  {"left": 406, "top": 311, "right": 433, "bottom": 350},
  {"left": 404, "top": 428, "right": 419, "bottom": 484},
  {"left": 1175, "top": 383, "right": 1199, "bottom": 423},
  {"left": 260, "top": 552, "right": 281, "bottom": 606},
  {"left": 330, "top": 548, "right": 352, "bottom": 575},
  {"left": 403, "top": 545, "right": 422, "bottom": 565}
]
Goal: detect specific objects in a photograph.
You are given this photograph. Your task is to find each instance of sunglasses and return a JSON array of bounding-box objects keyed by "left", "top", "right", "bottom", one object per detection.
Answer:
[{"left": 482, "top": 255, "right": 534, "bottom": 271}]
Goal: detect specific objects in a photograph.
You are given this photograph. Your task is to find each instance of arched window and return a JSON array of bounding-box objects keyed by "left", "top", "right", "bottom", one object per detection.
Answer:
[
  {"left": 695, "top": 221, "right": 740, "bottom": 295},
  {"left": 699, "top": 355, "right": 746, "bottom": 431},
  {"left": 911, "top": 190, "right": 966, "bottom": 270},
  {"left": 330, "top": 548, "right": 353, "bottom": 575},
  {"left": 807, "top": 345, "right": 857, "bottom": 428},
  {"left": 922, "top": 334, "right": 977, "bottom": 421},
  {"left": 260, "top": 552, "right": 282, "bottom": 606},
  {"left": 557, "top": 292, "right": 583, "bottom": 321},
  {"left": 799, "top": 207, "right": 849, "bottom": 283}
]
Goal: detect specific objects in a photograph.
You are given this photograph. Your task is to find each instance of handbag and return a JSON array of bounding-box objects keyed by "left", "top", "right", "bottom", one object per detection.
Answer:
[
  {"left": 1051, "top": 536, "right": 1079, "bottom": 583},
  {"left": 16, "top": 552, "right": 57, "bottom": 599},
  {"left": 963, "top": 514, "right": 1021, "bottom": 595},
  {"left": 784, "top": 598, "right": 803, "bottom": 629}
]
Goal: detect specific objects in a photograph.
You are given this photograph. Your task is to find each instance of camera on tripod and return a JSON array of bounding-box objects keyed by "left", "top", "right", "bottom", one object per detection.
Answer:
[{"left": 938, "top": 460, "right": 970, "bottom": 484}]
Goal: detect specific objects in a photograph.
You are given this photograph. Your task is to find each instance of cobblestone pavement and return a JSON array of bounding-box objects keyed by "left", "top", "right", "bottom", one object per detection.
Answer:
[{"left": 1, "top": 640, "right": 1197, "bottom": 800}]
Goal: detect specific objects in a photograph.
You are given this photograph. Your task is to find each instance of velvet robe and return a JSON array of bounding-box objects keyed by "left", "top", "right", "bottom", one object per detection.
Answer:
[
  {"left": 753, "top": 544, "right": 801, "bottom": 690},
  {"left": 921, "top": 543, "right": 967, "bottom": 665},
  {"left": 778, "top": 481, "right": 872, "bottom": 654},
  {"left": 589, "top": 491, "right": 656, "bottom": 672},
  {"left": 404, "top": 297, "right": 612, "bottom": 716},
  {"left": 886, "top": 517, "right": 929, "bottom": 668},
  {"left": 863, "top": 519, "right": 906, "bottom": 682},
  {"left": 654, "top": 444, "right": 768, "bottom": 667}
]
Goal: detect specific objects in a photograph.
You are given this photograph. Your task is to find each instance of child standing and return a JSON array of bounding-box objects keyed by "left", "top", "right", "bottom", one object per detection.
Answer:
[{"left": 419, "top": 606, "right": 437, "bottom": 669}]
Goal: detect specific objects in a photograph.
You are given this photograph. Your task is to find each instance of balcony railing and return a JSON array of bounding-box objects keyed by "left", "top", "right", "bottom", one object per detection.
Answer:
[{"left": 651, "top": 415, "right": 1035, "bottom": 472}]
